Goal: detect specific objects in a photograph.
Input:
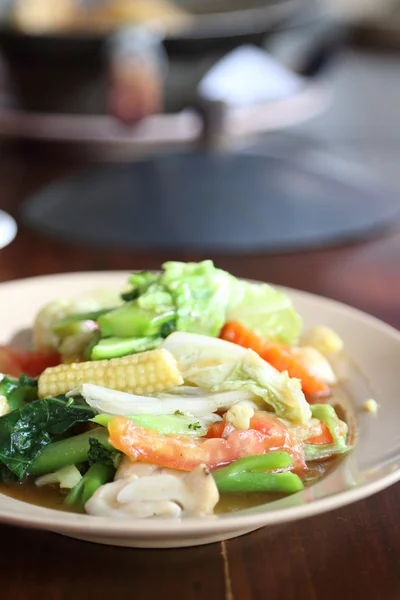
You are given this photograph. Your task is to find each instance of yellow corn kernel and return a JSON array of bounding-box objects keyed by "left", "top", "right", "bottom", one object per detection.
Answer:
[{"left": 38, "top": 349, "right": 183, "bottom": 398}]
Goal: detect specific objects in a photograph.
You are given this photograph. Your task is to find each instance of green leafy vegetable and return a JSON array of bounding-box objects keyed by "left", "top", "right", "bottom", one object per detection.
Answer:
[
  {"left": 127, "top": 271, "right": 159, "bottom": 293},
  {"left": 0, "top": 464, "right": 17, "bottom": 482},
  {"left": 160, "top": 319, "right": 176, "bottom": 338},
  {"left": 91, "top": 261, "right": 302, "bottom": 359},
  {"left": 121, "top": 289, "right": 139, "bottom": 302},
  {"left": 88, "top": 437, "right": 121, "bottom": 469},
  {"left": 0, "top": 397, "right": 96, "bottom": 479},
  {"left": 304, "top": 404, "right": 351, "bottom": 461},
  {"left": 226, "top": 279, "right": 302, "bottom": 344},
  {"left": 162, "top": 332, "right": 311, "bottom": 424},
  {"left": 188, "top": 422, "right": 202, "bottom": 430},
  {"left": 161, "top": 260, "right": 232, "bottom": 337},
  {"left": 0, "top": 374, "right": 38, "bottom": 412}
]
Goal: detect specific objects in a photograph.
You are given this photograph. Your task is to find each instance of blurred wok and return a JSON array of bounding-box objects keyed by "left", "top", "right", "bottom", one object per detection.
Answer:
[
  {"left": 0, "top": 0, "right": 309, "bottom": 45},
  {"left": 0, "top": 0, "right": 310, "bottom": 115}
]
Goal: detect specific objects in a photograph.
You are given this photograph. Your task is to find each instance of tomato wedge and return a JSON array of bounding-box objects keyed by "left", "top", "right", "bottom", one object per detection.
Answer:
[
  {"left": 0, "top": 346, "right": 61, "bottom": 377},
  {"left": 108, "top": 413, "right": 306, "bottom": 472},
  {"left": 205, "top": 421, "right": 226, "bottom": 439},
  {"left": 304, "top": 421, "right": 333, "bottom": 445}
]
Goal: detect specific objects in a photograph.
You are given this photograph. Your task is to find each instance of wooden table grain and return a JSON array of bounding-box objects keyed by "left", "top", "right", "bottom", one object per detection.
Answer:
[{"left": 0, "top": 142, "right": 399, "bottom": 600}]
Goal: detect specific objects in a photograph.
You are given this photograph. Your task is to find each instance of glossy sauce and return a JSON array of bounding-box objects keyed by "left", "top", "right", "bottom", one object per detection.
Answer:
[
  {"left": 0, "top": 479, "right": 77, "bottom": 512},
  {"left": 0, "top": 456, "right": 343, "bottom": 515}
]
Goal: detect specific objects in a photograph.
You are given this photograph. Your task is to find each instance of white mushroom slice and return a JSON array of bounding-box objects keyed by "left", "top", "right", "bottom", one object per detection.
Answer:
[
  {"left": 85, "top": 463, "right": 219, "bottom": 519},
  {"left": 115, "top": 459, "right": 159, "bottom": 480},
  {"left": 85, "top": 476, "right": 182, "bottom": 519},
  {"left": 115, "top": 457, "right": 182, "bottom": 480}
]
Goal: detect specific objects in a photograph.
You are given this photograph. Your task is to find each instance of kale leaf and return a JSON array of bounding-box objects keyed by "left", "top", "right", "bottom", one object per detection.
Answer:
[
  {"left": 88, "top": 437, "right": 121, "bottom": 469},
  {"left": 0, "top": 397, "right": 96, "bottom": 480}
]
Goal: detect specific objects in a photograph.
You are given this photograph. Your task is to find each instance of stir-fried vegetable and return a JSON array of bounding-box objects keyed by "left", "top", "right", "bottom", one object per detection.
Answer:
[
  {"left": 91, "top": 336, "right": 163, "bottom": 360},
  {"left": 162, "top": 332, "right": 312, "bottom": 424},
  {"left": 38, "top": 348, "right": 183, "bottom": 398},
  {"left": 64, "top": 463, "right": 115, "bottom": 510},
  {"left": 220, "top": 321, "right": 331, "bottom": 398},
  {"left": 0, "top": 347, "right": 60, "bottom": 378},
  {"left": 0, "top": 397, "right": 96, "bottom": 479},
  {"left": 213, "top": 454, "right": 304, "bottom": 494},
  {"left": 35, "top": 465, "right": 82, "bottom": 490},
  {"left": 304, "top": 404, "right": 351, "bottom": 460},
  {"left": 79, "top": 383, "right": 255, "bottom": 418},
  {"left": 93, "top": 412, "right": 220, "bottom": 436},
  {"left": 84, "top": 260, "right": 303, "bottom": 360},
  {"left": 0, "top": 373, "right": 38, "bottom": 412},
  {"left": 0, "top": 260, "right": 352, "bottom": 521},
  {"left": 107, "top": 413, "right": 306, "bottom": 472},
  {"left": 29, "top": 427, "right": 112, "bottom": 476},
  {"left": 33, "top": 288, "right": 123, "bottom": 355}
]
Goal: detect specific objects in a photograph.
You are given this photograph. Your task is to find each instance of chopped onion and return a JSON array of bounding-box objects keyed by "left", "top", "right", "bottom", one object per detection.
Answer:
[{"left": 77, "top": 383, "right": 255, "bottom": 417}]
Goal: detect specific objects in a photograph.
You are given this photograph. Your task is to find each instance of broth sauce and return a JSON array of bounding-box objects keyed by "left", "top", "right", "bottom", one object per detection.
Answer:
[{"left": 0, "top": 456, "right": 344, "bottom": 515}]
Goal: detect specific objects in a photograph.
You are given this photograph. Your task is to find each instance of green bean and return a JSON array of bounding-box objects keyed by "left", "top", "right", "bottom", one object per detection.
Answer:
[
  {"left": 29, "top": 428, "right": 112, "bottom": 476},
  {"left": 212, "top": 453, "right": 303, "bottom": 494},
  {"left": 214, "top": 471, "right": 304, "bottom": 494},
  {"left": 213, "top": 452, "right": 293, "bottom": 479},
  {"left": 64, "top": 463, "right": 114, "bottom": 510}
]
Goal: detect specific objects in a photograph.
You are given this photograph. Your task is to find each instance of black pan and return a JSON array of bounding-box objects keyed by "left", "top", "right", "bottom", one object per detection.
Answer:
[{"left": 0, "top": 0, "right": 308, "bottom": 47}]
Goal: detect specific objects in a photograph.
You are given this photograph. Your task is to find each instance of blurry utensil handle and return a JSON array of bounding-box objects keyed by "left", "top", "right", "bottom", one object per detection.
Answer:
[
  {"left": 106, "top": 25, "right": 168, "bottom": 125},
  {"left": 270, "top": 19, "right": 350, "bottom": 78},
  {"left": 196, "top": 20, "right": 349, "bottom": 151}
]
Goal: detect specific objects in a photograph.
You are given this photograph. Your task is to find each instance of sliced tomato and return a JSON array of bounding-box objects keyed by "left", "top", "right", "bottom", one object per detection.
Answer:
[
  {"left": 304, "top": 421, "right": 333, "bottom": 445},
  {"left": 0, "top": 347, "right": 22, "bottom": 377},
  {"left": 0, "top": 346, "right": 61, "bottom": 377},
  {"left": 109, "top": 413, "right": 306, "bottom": 472},
  {"left": 207, "top": 411, "right": 305, "bottom": 470},
  {"left": 205, "top": 421, "right": 226, "bottom": 439}
]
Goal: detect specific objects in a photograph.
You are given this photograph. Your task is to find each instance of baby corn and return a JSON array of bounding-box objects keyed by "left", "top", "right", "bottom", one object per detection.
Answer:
[{"left": 38, "top": 348, "right": 183, "bottom": 398}]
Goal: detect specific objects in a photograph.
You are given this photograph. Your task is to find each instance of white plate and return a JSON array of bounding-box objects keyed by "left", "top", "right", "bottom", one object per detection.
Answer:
[
  {"left": 0, "top": 210, "right": 17, "bottom": 250},
  {"left": 0, "top": 271, "right": 399, "bottom": 548}
]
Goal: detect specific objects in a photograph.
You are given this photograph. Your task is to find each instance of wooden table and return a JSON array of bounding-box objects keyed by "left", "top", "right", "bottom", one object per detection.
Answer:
[{"left": 0, "top": 142, "right": 399, "bottom": 600}]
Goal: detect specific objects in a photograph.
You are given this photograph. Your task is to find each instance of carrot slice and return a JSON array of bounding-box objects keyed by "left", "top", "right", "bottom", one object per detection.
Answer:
[{"left": 220, "top": 321, "right": 330, "bottom": 398}]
